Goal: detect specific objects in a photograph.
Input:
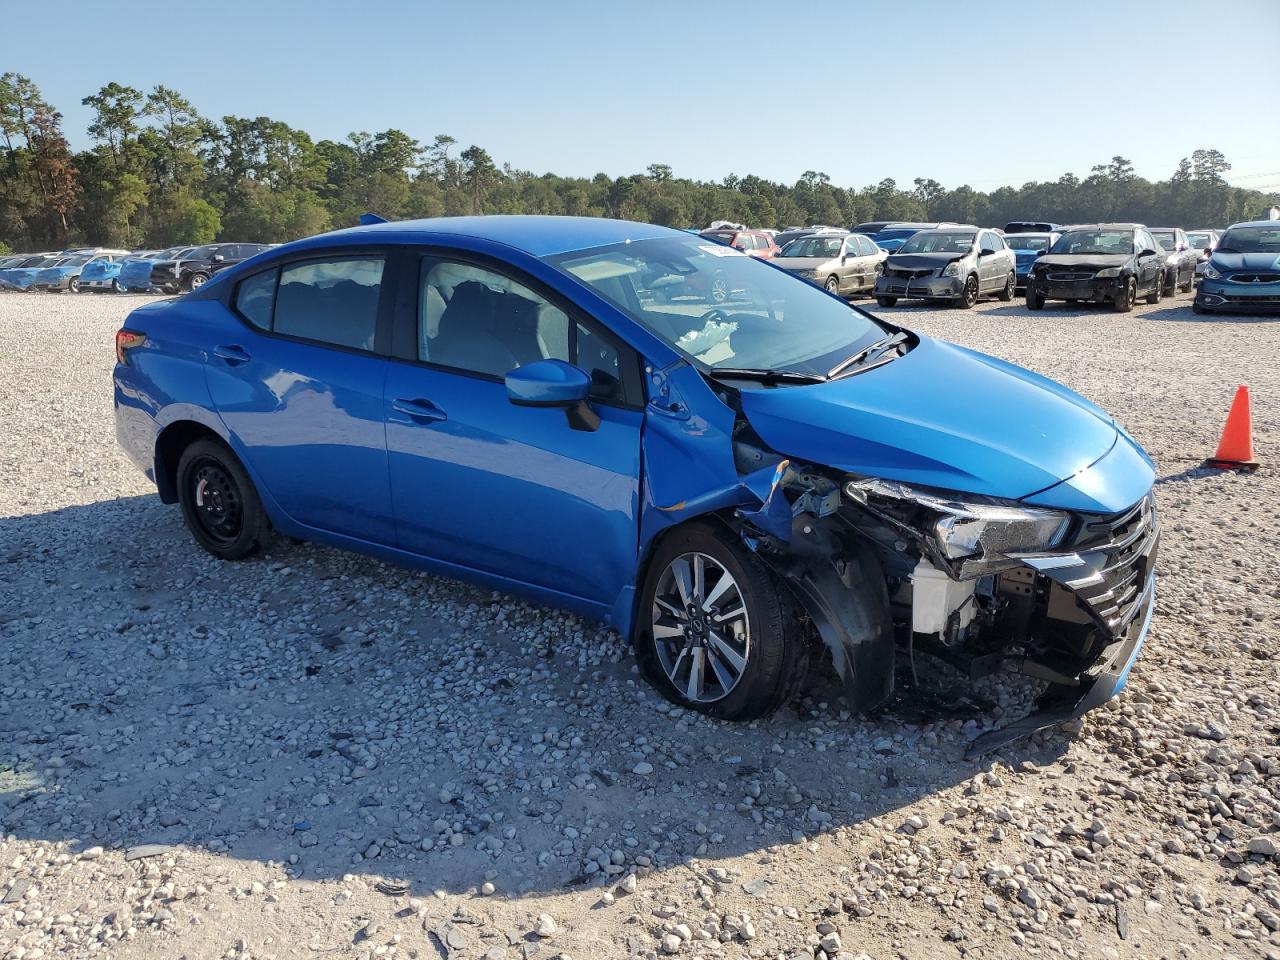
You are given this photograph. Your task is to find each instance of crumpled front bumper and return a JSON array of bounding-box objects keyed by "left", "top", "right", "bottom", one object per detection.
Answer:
[
  {"left": 874, "top": 274, "right": 963, "bottom": 299},
  {"left": 965, "top": 570, "right": 1156, "bottom": 757}
]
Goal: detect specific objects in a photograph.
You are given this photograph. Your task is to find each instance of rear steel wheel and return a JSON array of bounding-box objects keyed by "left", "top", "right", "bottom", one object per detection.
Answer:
[
  {"left": 176, "top": 438, "right": 269, "bottom": 560},
  {"left": 652, "top": 552, "right": 751, "bottom": 704}
]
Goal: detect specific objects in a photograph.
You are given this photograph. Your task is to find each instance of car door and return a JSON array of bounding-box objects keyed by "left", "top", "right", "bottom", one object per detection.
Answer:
[
  {"left": 204, "top": 252, "right": 397, "bottom": 543},
  {"left": 1134, "top": 230, "right": 1161, "bottom": 292},
  {"left": 976, "top": 231, "right": 1001, "bottom": 291},
  {"left": 383, "top": 254, "right": 644, "bottom": 608}
]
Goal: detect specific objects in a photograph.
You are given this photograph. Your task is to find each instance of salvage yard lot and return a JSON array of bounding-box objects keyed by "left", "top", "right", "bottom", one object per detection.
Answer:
[{"left": 1, "top": 289, "right": 1278, "bottom": 960}]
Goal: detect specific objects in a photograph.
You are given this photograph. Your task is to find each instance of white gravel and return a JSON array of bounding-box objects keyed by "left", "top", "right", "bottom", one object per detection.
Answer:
[{"left": 1, "top": 287, "right": 1278, "bottom": 960}]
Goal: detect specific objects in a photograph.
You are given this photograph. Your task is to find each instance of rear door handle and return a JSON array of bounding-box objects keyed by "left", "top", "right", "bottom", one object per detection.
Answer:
[
  {"left": 212, "top": 344, "right": 251, "bottom": 365},
  {"left": 392, "top": 398, "right": 447, "bottom": 423}
]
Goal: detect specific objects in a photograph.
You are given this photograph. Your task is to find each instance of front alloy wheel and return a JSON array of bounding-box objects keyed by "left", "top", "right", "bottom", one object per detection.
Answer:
[
  {"left": 824, "top": 275, "right": 841, "bottom": 296},
  {"left": 652, "top": 552, "right": 751, "bottom": 703},
  {"left": 1115, "top": 277, "right": 1137, "bottom": 312},
  {"left": 957, "top": 274, "right": 979, "bottom": 309}
]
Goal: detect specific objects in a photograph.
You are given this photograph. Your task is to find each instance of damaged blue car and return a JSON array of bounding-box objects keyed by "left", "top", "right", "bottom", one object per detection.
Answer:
[{"left": 113, "top": 216, "right": 1158, "bottom": 754}]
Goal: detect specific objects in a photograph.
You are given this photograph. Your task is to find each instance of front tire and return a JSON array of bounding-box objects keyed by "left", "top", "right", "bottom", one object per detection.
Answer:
[
  {"left": 67, "top": 277, "right": 80, "bottom": 294},
  {"left": 635, "top": 522, "right": 805, "bottom": 721},
  {"left": 111, "top": 279, "right": 124, "bottom": 294},
  {"left": 955, "top": 274, "right": 979, "bottom": 309},
  {"left": 875, "top": 295, "right": 897, "bottom": 307},
  {"left": 184, "top": 272, "right": 209, "bottom": 292},
  {"left": 1115, "top": 277, "right": 1137, "bottom": 312},
  {"left": 1179, "top": 268, "right": 1193, "bottom": 293},
  {"left": 1026, "top": 288, "right": 1045, "bottom": 310},
  {"left": 997, "top": 271, "right": 1015, "bottom": 301},
  {"left": 824, "top": 275, "right": 841, "bottom": 297},
  {"left": 176, "top": 438, "right": 269, "bottom": 560}
]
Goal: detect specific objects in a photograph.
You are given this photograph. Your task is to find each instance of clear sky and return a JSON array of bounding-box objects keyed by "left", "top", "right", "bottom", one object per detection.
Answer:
[{"left": 6, "top": 0, "right": 1279, "bottom": 192}]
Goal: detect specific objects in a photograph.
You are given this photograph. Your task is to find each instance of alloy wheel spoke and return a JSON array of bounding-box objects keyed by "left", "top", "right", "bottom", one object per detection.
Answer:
[
  {"left": 671, "top": 558, "right": 694, "bottom": 607},
  {"left": 692, "top": 554, "right": 706, "bottom": 605},
  {"left": 702, "top": 571, "right": 735, "bottom": 612},
  {"left": 686, "top": 648, "right": 706, "bottom": 700},
  {"left": 707, "top": 630, "right": 747, "bottom": 674},
  {"left": 706, "top": 646, "right": 736, "bottom": 693},
  {"left": 712, "top": 603, "right": 745, "bottom": 624},
  {"left": 652, "top": 622, "right": 685, "bottom": 640}
]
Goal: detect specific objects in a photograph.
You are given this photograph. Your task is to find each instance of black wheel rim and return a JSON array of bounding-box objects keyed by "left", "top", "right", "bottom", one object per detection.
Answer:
[
  {"left": 190, "top": 458, "right": 243, "bottom": 545},
  {"left": 1128, "top": 280, "right": 1137, "bottom": 307},
  {"left": 965, "top": 277, "right": 977, "bottom": 304}
]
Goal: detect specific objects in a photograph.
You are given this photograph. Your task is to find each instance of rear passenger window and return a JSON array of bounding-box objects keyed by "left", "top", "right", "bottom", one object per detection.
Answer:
[
  {"left": 273, "top": 257, "right": 384, "bottom": 351},
  {"left": 235, "top": 269, "right": 277, "bottom": 331}
]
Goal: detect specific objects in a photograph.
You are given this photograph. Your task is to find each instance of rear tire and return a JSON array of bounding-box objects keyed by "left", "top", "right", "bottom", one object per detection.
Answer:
[
  {"left": 997, "top": 271, "right": 1015, "bottom": 301},
  {"left": 634, "top": 522, "right": 806, "bottom": 721},
  {"left": 875, "top": 295, "right": 897, "bottom": 307},
  {"left": 176, "top": 438, "right": 269, "bottom": 560},
  {"left": 1145, "top": 272, "right": 1163, "bottom": 305}
]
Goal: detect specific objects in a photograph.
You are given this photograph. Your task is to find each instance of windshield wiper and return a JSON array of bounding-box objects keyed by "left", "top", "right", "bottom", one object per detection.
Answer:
[
  {"left": 707, "top": 367, "right": 827, "bottom": 385},
  {"left": 826, "top": 331, "right": 910, "bottom": 379}
]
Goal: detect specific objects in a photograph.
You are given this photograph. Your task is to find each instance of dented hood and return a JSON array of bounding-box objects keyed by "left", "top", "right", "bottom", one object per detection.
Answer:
[{"left": 737, "top": 335, "right": 1120, "bottom": 503}]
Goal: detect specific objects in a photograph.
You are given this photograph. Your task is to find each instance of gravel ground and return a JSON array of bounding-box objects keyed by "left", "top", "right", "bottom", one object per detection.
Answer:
[{"left": 1, "top": 287, "right": 1277, "bottom": 960}]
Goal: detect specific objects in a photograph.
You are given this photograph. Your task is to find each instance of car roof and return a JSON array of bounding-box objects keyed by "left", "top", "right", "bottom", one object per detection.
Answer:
[
  {"left": 1225, "top": 220, "right": 1280, "bottom": 228},
  {"left": 911, "top": 225, "right": 979, "bottom": 233},
  {"left": 1060, "top": 223, "right": 1145, "bottom": 230},
  {"left": 294, "top": 216, "right": 678, "bottom": 259}
]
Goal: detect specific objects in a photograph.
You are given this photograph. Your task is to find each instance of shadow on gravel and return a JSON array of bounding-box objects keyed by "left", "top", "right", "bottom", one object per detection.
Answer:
[
  {"left": 1141, "top": 305, "right": 1280, "bottom": 324},
  {"left": 0, "top": 495, "right": 1064, "bottom": 898}
]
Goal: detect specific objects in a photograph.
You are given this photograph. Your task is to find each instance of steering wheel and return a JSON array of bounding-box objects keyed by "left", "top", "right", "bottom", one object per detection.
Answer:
[{"left": 698, "top": 308, "right": 730, "bottom": 325}]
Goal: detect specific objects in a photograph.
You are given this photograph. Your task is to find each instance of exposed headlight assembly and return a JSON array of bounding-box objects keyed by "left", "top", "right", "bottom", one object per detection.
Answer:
[
  {"left": 1202, "top": 263, "right": 1222, "bottom": 280},
  {"left": 844, "top": 478, "right": 1070, "bottom": 577},
  {"left": 1094, "top": 267, "right": 1122, "bottom": 278},
  {"left": 941, "top": 261, "right": 962, "bottom": 277}
]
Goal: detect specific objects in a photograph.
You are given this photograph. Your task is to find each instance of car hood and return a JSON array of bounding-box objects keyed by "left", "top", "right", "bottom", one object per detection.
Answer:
[
  {"left": 82, "top": 261, "right": 120, "bottom": 280},
  {"left": 1034, "top": 253, "right": 1131, "bottom": 270},
  {"left": 1209, "top": 251, "right": 1280, "bottom": 272},
  {"left": 736, "top": 335, "right": 1126, "bottom": 507},
  {"left": 773, "top": 256, "right": 836, "bottom": 271},
  {"left": 885, "top": 252, "right": 968, "bottom": 270}
]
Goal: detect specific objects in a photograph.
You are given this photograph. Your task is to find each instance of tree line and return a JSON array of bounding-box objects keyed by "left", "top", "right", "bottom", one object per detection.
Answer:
[{"left": 2, "top": 72, "right": 1276, "bottom": 255}]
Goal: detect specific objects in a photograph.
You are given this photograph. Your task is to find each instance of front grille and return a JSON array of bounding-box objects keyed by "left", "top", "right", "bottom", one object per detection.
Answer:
[
  {"left": 1223, "top": 295, "right": 1280, "bottom": 303},
  {"left": 1047, "top": 271, "right": 1095, "bottom": 282},
  {"left": 1066, "top": 494, "right": 1159, "bottom": 635},
  {"left": 888, "top": 268, "right": 933, "bottom": 279},
  {"left": 1227, "top": 273, "right": 1280, "bottom": 283}
]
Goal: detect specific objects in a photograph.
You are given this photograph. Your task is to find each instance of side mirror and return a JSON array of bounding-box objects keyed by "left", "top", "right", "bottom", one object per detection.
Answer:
[
  {"left": 212, "top": 254, "right": 225, "bottom": 262},
  {"left": 1139, "top": 248, "right": 1157, "bottom": 258},
  {"left": 505, "top": 359, "right": 599, "bottom": 431}
]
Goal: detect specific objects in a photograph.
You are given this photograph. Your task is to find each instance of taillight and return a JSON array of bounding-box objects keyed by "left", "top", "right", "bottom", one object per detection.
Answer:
[{"left": 116, "top": 329, "right": 145, "bottom": 364}]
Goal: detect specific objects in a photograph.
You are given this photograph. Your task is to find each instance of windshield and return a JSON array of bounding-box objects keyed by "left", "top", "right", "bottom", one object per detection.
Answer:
[
  {"left": 1151, "top": 231, "right": 1178, "bottom": 251},
  {"left": 780, "top": 236, "right": 844, "bottom": 259},
  {"left": 876, "top": 228, "right": 921, "bottom": 242},
  {"left": 61, "top": 256, "right": 92, "bottom": 267},
  {"left": 551, "top": 236, "right": 885, "bottom": 378},
  {"left": 897, "top": 231, "right": 976, "bottom": 254},
  {"left": 1006, "top": 235, "right": 1051, "bottom": 251},
  {"left": 1216, "top": 225, "right": 1280, "bottom": 253},
  {"left": 1185, "top": 232, "right": 1214, "bottom": 249},
  {"left": 185, "top": 244, "right": 218, "bottom": 259},
  {"left": 1050, "top": 230, "right": 1136, "bottom": 256}
]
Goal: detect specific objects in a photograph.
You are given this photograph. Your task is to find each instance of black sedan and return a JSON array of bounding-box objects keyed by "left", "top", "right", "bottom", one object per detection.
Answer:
[{"left": 1024, "top": 224, "right": 1167, "bottom": 312}]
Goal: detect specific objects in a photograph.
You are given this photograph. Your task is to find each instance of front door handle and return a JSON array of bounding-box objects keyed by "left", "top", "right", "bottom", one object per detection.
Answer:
[
  {"left": 212, "top": 344, "right": 251, "bottom": 365},
  {"left": 392, "top": 398, "right": 447, "bottom": 423}
]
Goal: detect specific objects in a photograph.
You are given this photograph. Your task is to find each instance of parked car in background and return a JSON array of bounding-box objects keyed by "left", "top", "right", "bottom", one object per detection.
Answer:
[
  {"left": 874, "top": 227, "right": 1016, "bottom": 307},
  {"left": 1004, "top": 220, "right": 1060, "bottom": 234},
  {"left": 117, "top": 247, "right": 188, "bottom": 292},
  {"left": 773, "top": 226, "right": 844, "bottom": 249},
  {"left": 873, "top": 222, "right": 962, "bottom": 253},
  {"left": 113, "top": 215, "right": 1157, "bottom": 750},
  {"left": 774, "top": 231, "right": 887, "bottom": 297},
  {"left": 1149, "top": 228, "right": 1197, "bottom": 293},
  {"left": 81, "top": 253, "right": 146, "bottom": 292},
  {"left": 1025, "top": 224, "right": 1166, "bottom": 311},
  {"left": 1005, "top": 232, "right": 1060, "bottom": 290},
  {"left": 1185, "top": 229, "right": 1222, "bottom": 276},
  {"left": 1, "top": 255, "right": 68, "bottom": 291},
  {"left": 30, "top": 250, "right": 131, "bottom": 292},
  {"left": 850, "top": 221, "right": 895, "bottom": 237},
  {"left": 149, "top": 243, "right": 274, "bottom": 293},
  {"left": 698, "top": 228, "right": 781, "bottom": 259},
  {"left": 1194, "top": 220, "right": 1280, "bottom": 315}
]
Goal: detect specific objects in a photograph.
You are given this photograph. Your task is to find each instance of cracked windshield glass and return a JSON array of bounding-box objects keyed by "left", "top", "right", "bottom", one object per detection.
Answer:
[{"left": 555, "top": 236, "right": 884, "bottom": 378}]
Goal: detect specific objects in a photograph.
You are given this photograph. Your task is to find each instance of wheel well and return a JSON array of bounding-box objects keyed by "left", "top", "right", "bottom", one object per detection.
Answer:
[{"left": 154, "top": 421, "right": 222, "bottom": 503}]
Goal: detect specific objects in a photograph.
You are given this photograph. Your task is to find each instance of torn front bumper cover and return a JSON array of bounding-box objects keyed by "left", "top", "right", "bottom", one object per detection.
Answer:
[{"left": 965, "top": 559, "right": 1157, "bottom": 759}]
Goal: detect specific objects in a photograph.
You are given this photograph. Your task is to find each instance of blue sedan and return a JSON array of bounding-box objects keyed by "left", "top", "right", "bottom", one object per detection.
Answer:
[{"left": 113, "top": 216, "right": 1158, "bottom": 752}]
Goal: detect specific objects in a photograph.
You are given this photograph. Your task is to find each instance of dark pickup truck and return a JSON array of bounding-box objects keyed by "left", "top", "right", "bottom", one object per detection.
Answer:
[{"left": 149, "top": 242, "right": 273, "bottom": 292}]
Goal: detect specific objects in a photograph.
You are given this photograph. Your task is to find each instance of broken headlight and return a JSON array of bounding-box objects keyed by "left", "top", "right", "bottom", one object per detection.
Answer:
[{"left": 843, "top": 478, "right": 1069, "bottom": 577}]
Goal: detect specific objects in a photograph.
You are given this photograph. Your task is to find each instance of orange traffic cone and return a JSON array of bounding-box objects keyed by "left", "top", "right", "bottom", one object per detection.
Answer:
[{"left": 1205, "top": 385, "right": 1259, "bottom": 471}]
